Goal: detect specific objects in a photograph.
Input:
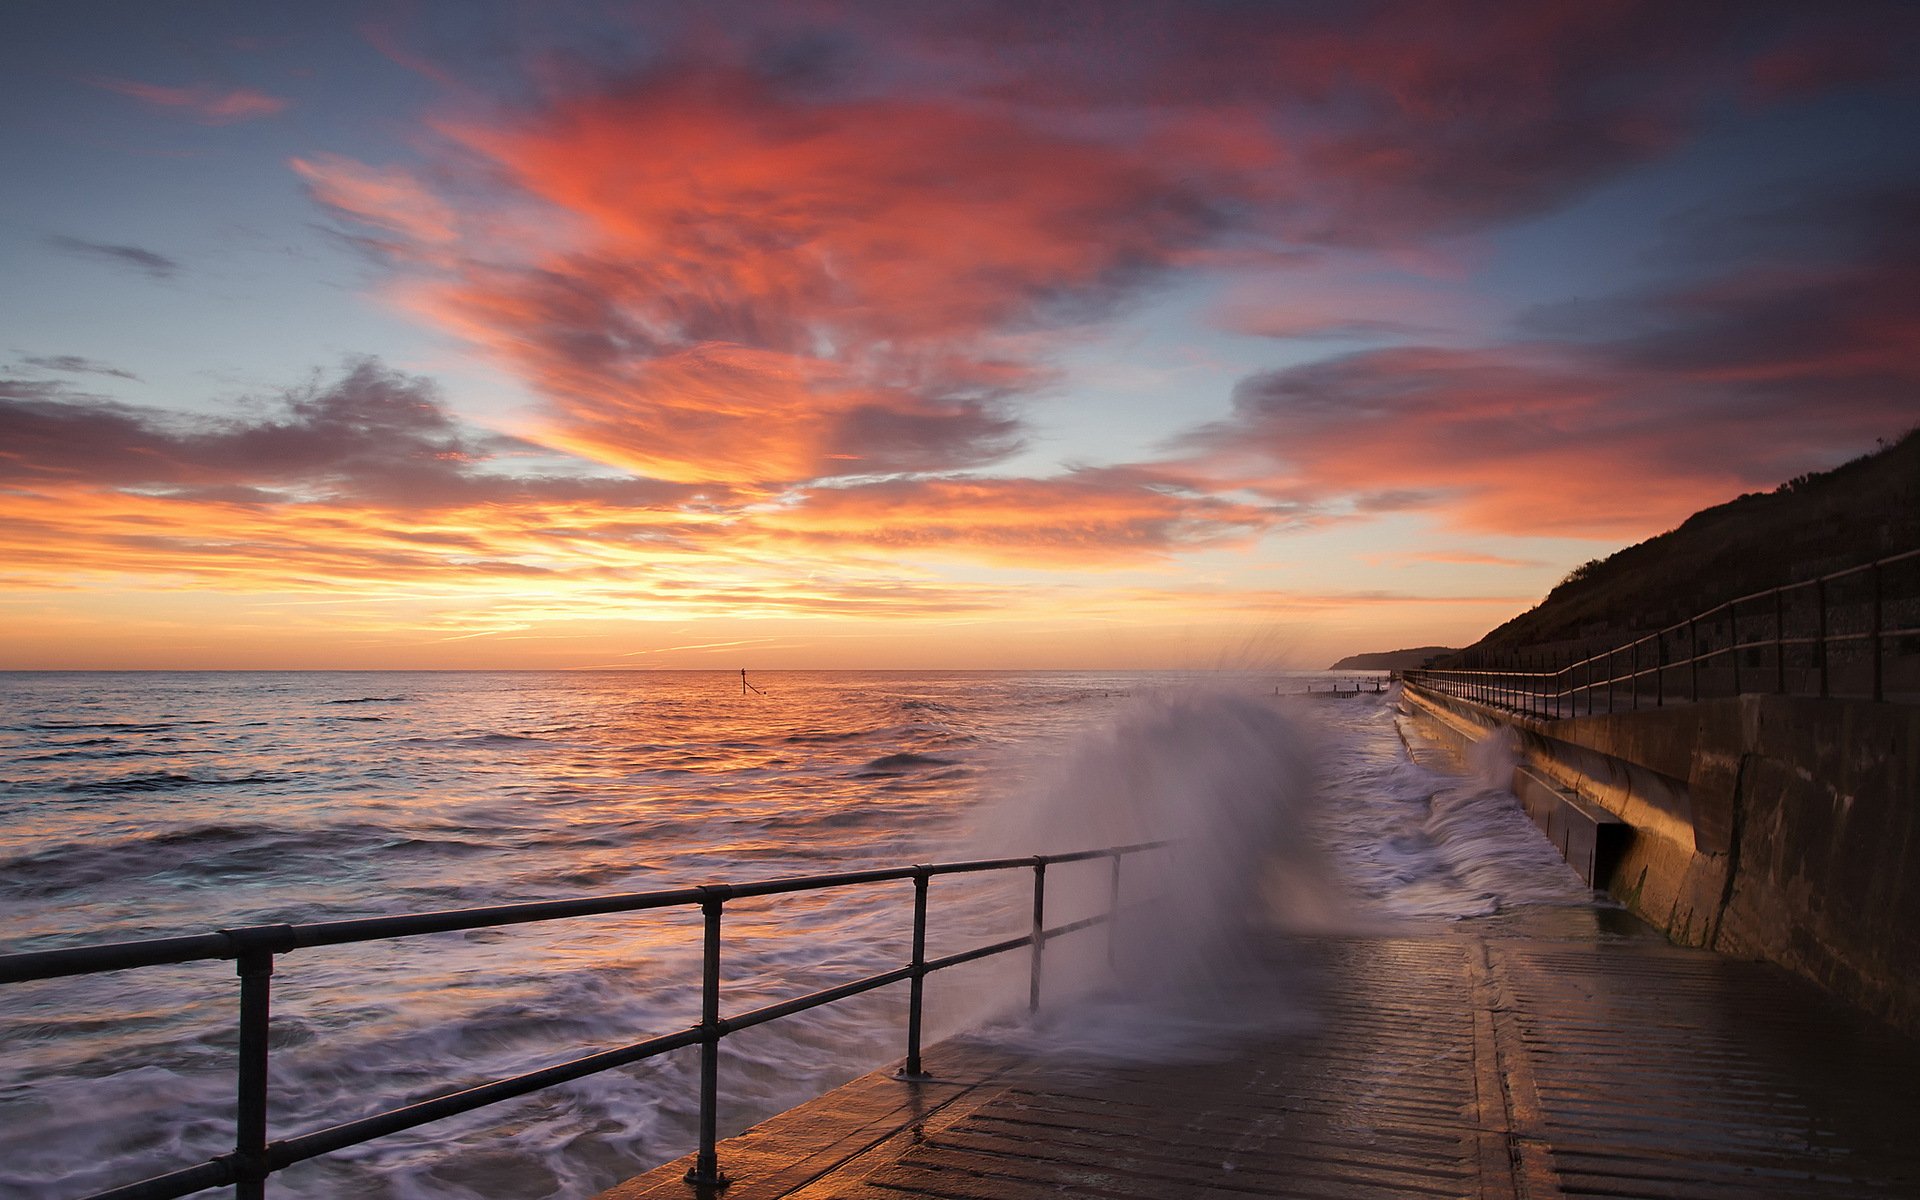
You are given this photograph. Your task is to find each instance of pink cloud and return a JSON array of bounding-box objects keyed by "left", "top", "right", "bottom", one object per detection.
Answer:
[
  {"left": 290, "top": 154, "right": 458, "bottom": 247},
  {"left": 86, "top": 76, "right": 289, "bottom": 124},
  {"left": 358, "top": 64, "right": 1242, "bottom": 485}
]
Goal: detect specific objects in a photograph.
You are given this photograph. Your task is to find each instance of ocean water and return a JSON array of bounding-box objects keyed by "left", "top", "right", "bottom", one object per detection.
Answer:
[{"left": 0, "top": 670, "right": 1593, "bottom": 1198}]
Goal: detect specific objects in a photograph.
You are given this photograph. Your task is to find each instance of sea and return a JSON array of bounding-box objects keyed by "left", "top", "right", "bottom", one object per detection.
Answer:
[{"left": 0, "top": 669, "right": 1597, "bottom": 1199}]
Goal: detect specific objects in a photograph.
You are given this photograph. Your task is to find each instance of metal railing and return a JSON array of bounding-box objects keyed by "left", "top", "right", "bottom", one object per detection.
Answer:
[
  {"left": 1404, "top": 548, "right": 1920, "bottom": 718},
  {"left": 0, "top": 841, "right": 1168, "bottom": 1199}
]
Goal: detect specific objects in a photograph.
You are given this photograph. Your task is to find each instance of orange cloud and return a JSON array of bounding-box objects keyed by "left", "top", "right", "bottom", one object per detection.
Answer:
[
  {"left": 0, "top": 363, "right": 1277, "bottom": 645},
  {"left": 300, "top": 65, "right": 1238, "bottom": 486},
  {"left": 752, "top": 471, "right": 1278, "bottom": 566}
]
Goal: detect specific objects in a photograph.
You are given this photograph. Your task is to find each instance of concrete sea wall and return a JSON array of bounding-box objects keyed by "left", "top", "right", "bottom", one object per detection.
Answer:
[{"left": 1400, "top": 683, "right": 1920, "bottom": 1035}]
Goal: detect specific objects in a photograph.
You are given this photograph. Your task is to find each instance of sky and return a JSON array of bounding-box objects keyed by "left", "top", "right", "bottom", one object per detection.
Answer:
[{"left": 2, "top": 1, "right": 1916, "bottom": 671}]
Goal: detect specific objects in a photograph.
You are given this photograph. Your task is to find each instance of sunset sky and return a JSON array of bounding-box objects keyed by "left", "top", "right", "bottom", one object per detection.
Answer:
[{"left": 3, "top": 1, "right": 1916, "bottom": 670}]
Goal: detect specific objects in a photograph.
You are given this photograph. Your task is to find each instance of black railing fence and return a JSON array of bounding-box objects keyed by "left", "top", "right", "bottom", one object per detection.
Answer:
[
  {"left": 1405, "top": 549, "right": 1920, "bottom": 718},
  {"left": 0, "top": 842, "right": 1168, "bottom": 1200}
]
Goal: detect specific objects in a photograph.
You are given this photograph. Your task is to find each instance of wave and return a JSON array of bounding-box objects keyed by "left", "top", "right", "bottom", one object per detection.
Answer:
[
  {"left": 322, "top": 696, "right": 410, "bottom": 705},
  {"left": 894, "top": 698, "right": 956, "bottom": 714},
  {"left": 62, "top": 771, "right": 284, "bottom": 795},
  {"left": 20, "top": 746, "right": 219, "bottom": 764},
  {"left": 783, "top": 728, "right": 875, "bottom": 744},
  {"left": 30, "top": 721, "right": 179, "bottom": 734},
  {"left": 0, "top": 822, "right": 358, "bottom": 900},
  {"left": 401, "top": 733, "right": 551, "bottom": 748},
  {"left": 855, "top": 751, "right": 957, "bottom": 776}
]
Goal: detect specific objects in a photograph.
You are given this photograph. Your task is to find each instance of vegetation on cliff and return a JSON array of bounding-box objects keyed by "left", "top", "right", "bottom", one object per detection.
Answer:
[{"left": 1457, "top": 427, "right": 1919, "bottom": 658}]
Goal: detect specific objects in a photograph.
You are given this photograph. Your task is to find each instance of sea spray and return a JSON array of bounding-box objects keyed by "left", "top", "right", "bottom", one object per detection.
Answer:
[
  {"left": 1317, "top": 693, "right": 1593, "bottom": 920},
  {"left": 1466, "top": 721, "right": 1521, "bottom": 790},
  {"left": 941, "top": 688, "right": 1338, "bottom": 1063}
]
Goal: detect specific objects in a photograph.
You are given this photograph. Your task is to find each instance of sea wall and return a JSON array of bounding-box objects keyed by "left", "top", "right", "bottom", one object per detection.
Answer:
[{"left": 1399, "top": 683, "right": 1920, "bottom": 1035}]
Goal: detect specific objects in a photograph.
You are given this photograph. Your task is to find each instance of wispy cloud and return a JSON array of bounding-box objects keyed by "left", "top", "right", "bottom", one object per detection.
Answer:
[
  {"left": 1402, "top": 551, "right": 1548, "bottom": 569},
  {"left": 85, "top": 76, "right": 289, "bottom": 124},
  {"left": 20, "top": 355, "right": 139, "bottom": 381},
  {"left": 290, "top": 154, "right": 458, "bottom": 247},
  {"left": 48, "top": 235, "right": 180, "bottom": 280}
]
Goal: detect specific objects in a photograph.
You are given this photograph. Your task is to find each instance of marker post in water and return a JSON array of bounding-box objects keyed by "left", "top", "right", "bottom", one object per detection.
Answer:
[{"left": 740, "top": 669, "right": 765, "bottom": 696}]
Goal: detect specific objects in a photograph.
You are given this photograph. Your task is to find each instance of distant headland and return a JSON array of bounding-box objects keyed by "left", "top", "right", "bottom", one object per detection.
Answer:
[{"left": 1326, "top": 646, "right": 1460, "bottom": 671}]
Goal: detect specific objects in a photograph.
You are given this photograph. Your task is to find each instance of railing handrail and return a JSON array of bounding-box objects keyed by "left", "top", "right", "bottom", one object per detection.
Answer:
[
  {"left": 0, "top": 842, "right": 1163, "bottom": 984},
  {"left": 2, "top": 840, "right": 1172, "bottom": 1200},
  {"left": 1402, "top": 545, "right": 1919, "bottom": 714},
  {"left": 1542, "top": 547, "right": 1918, "bottom": 679}
]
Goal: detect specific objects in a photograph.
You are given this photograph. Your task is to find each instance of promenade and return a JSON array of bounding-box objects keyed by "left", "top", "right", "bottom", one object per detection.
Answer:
[{"left": 600, "top": 907, "right": 1920, "bottom": 1200}]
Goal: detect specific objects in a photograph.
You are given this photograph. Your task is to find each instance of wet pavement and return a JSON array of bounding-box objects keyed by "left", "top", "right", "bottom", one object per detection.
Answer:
[{"left": 599, "top": 910, "right": 1920, "bottom": 1200}]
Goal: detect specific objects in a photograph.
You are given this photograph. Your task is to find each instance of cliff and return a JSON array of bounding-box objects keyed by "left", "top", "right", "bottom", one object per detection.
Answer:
[{"left": 1461, "top": 427, "right": 1919, "bottom": 657}]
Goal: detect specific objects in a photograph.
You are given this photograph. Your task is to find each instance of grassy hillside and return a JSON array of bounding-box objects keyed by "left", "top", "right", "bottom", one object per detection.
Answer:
[{"left": 1460, "top": 427, "right": 1920, "bottom": 657}]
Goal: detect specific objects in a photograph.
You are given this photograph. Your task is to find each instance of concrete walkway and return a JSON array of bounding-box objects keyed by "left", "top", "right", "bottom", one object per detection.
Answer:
[{"left": 599, "top": 909, "right": 1920, "bottom": 1200}]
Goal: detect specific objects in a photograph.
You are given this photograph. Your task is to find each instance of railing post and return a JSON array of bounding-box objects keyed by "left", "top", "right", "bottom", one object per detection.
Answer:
[
  {"left": 1107, "top": 852, "right": 1123, "bottom": 970},
  {"left": 1730, "top": 603, "right": 1741, "bottom": 696},
  {"left": 686, "top": 893, "right": 729, "bottom": 1191},
  {"left": 1689, "top": 618, "right": 1698, "bottom": 702},
  {"left": 902, "top": 870, "right": 929, "bottom": 1078},
  {"left": 1656, "top": 632, "right": 1666, "bottom": 708},
  {"left": 1028, "top": 859, "right": 1047, "bottom": 1013},
  {"left": 234, "top": 948, "right": 275, "bottom": 1200},
  {"left": 1817, "top": 576, "right": 1829, "bottom": 699},
  {"left": 1872, "top": 561, "right": 1884, "bottom": 703},
  {"left": 1775, "top": 588, "right": 1787, "bottom": 694}
]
